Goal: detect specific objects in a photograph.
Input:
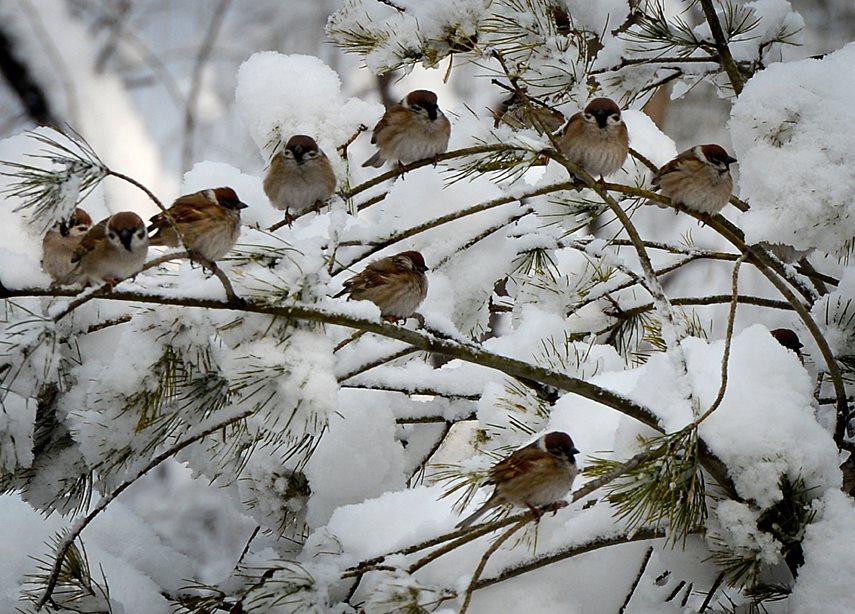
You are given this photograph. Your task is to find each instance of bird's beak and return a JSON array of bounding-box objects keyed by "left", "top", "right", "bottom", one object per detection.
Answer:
[
  {"left": 570, "top": 446, "right": 580, "bottom": 455},
  {"left": 236, "top": 201, "right": 249, "bottom": 210},
  {"left": 595, "top": 114, "right": 608, "bottom": 129},
  {"left": 427, "top": 105, "right": 438, "bottom": 121},
  {"left": 725, "top": 156, "right": 737, "bottom": 165}
]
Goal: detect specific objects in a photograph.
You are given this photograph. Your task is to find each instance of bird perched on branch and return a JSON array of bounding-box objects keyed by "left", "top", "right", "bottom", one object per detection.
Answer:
[
  {"left": 148, "top": 187, "right": 247, "bottom": 263},
  {"left": 652, "top": 144, "right": 737, "bottom": 215},
  {"left": 362, "top": 90, "right": 451, "bottom": 168},
  {"left": 556, "top": 97, "right": 628, "bottom": 179},
  {"left": 42, "top": 207, "right": 92, "bottom": 284},
  {"left": 264, "top": 135, "right": 336, "bottom": 225},
  {"left": 335, "top": 250, "right": 428, "bottom": 322},
  {"left": 770, "top": 328, "right": 804, "bottom": 363},
  {"left": 492, "top": 92, "right": 565, "bottom": 134},
  {"left": 69, "top": 211, "right": 148, "bottom": 289},
  {"left": 456, "top": 431, "right": 580, "bottom": 529}
]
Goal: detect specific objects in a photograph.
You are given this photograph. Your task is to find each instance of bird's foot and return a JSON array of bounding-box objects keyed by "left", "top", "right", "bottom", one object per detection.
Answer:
[
  {"left": 526, "top": 503, "right": 543, "bottom": 522},
  {"left": 283, "top": 211, "right": 297, "bottom": 227}
]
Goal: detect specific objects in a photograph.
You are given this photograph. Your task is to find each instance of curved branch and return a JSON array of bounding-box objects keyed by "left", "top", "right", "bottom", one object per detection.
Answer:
[
  {"left": 0, "top": 285, "right": 735, "bottom": 492},
  {"left": 35, "top": 407, "right": 253, "bottom": 609}
]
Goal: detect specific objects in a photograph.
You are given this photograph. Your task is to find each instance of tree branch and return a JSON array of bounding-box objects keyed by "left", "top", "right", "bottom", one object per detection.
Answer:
[
  {"left": 699, "top": 0, "right": 746, "bottom": 95},
  {"left": 35, "top": 407, "right": 254, "bottom": 609}
]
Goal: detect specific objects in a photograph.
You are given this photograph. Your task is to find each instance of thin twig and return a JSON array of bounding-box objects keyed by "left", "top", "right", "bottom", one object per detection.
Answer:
[
  {"left": 696, "top": 254, "right": 745, "bottom": 424},
  {"left": 35, "top": 408, "right": 254, "bottom": 609},
  {"left": 459, "top": 520, "right": 527, "bottom": 614},
  {"left": 699, "top": 0, "right": 746, "bottom": 95},
  {"left": 619, "top": 546, "right": 654, "bottom": 613}
]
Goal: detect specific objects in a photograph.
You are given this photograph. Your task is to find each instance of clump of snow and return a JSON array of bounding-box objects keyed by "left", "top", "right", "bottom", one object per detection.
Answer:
[
  {"left": 629, "top": 325, "right": 840, "bottom": 506},
  {"left": 731, "top": 43, "right": 855, "bottom": 254},
  {"left": 235, "top": 52, "right": 379, "bottom": 164},
  {"left": 305, "top": 400, "right": 406, "bottom": 527},
  {"left": 790, "top": 489, "right": 855, "bottom": 613}
]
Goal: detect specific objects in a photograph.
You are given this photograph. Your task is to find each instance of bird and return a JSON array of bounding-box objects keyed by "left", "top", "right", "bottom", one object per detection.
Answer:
[
  {"left": 456, "top": 431, "right": 580, "bottom": 529},
  {"left": 770, "top": 328, "right": 804, "bottom": 363},
  {"left": 69, "top": 211, "right": 149, "bottom": 289},
  {"left": 362, "top": 90, "right": 451, "bottom": 168},
  {"left": 652, "top": 144, "right": 737, "bottom": 215},
  {"left": 335, "top": 250, "right": 428, "bottom": 322},
  {"left": 263, "top": 135, "right": 337, "bottom": 224},
  {"left": 556, "top": 97, "right": 629, "bottom": 179},
  {"left": 492, "top": 93, "right": 565, "bottom": 134},
  {"left": 41, "top": 207, "right": 92, "bottom": 284},
  {"left": 148, "top": 187, "right": 247, "bottom": 263},
  {"left": 757, "top": 241, "right": 812, "bottom": 264}
]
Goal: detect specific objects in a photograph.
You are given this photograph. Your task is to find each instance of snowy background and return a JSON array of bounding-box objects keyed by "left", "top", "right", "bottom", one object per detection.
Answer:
[{"left": 1, "top": 1, "right": 855, "bottom": 613}]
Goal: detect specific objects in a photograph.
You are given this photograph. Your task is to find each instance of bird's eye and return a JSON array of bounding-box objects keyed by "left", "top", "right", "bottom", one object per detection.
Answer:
[
  {"left": 137, "top": 231, "right": 144, "bottom": 239},
  {"left": 583, "top": 112, "right": 594, "bottom": 122},
  {"left": 108, "top": 232, "right": 117, "bottom": 240},
  {"left": 410, "top": 104, "right": 422, "bottom": 112},
  {"left": 305, "top": 151, "right": 318, "bottom": 159},
  {"left": 284, "top": 150, "right": 294, "bottom": 158},
  {"left": 608, "top": 114, "right": 621, "bottom": 124}
]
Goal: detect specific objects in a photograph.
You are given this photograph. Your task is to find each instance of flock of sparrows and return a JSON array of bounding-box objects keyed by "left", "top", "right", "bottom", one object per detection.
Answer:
[{"left": 40, "top": 89, "right": 741, "bottom": 524}]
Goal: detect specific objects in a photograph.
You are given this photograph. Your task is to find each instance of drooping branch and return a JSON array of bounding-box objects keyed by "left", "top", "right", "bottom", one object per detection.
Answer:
[
  {"left": 34, "top": 407, "right": 254, "bottom": 610},
  {"left": 0, "top": 285, "right": 735, "bottom": 492}
]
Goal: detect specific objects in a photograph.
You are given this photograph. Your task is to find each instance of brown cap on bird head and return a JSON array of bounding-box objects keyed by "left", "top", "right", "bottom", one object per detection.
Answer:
[
  {"left": 770, "top": 328, "right": 803, "bottom": 354},
  {"left": 699, "top": 144, "right": 737, "bottom": 166},
  {"left": 405, "top": 90, "right": 440, "bottom": 120},
  {"left": 285, "top": 135, "right": 320, "bottom": 159},
  {"left": 396, "top": 250, "right": 428, "bottom": 273},
  {"left": 542, "top": 431, "right": 580, "bottom": 460},
  {"left": 583, "top": 98, "right": 622, "bottom": 128},
  {"left": 212, "top": 187, "right": 249, "bottom": 210}
]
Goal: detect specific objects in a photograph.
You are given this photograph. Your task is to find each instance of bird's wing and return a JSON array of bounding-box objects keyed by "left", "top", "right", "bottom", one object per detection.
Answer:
[
  {"left": 149, "top": 195, "right": 218, "bottom": 229},
  {"left": 71, "top": 220, "right": 108, "bottom": 263},
  {"left": 371, "top": 105, "right": 406, "bottom": 144},
  {"left": 652, "top": 149, "right": 693, "bottom": 186},
  {"left": 342, "top": 260, "right": 399, "bottom": 292},
  {"left": 488, "top": 444, "right": 550, "bottom": 484}
]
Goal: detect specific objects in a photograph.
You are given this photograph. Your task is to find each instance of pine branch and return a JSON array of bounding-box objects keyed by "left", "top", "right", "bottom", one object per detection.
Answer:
[
  {"left": 34, "top": 407, "right": 254, "bottom": 609},
  {"left": 699, "top": 0, "right": 746, "bottom": 95}
]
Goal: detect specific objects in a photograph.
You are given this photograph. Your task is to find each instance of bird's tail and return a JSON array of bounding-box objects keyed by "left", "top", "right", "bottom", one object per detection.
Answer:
[
  {"left": 362, "top": 151, "right": 385, "bottom": 168},
  {"left": 455, "top": 496, "right": 498, "bottom": 529}
]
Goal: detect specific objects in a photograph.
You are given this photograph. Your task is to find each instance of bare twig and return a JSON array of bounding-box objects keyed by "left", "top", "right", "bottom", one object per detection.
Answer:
[
  {"left": 696, "top": 254, "right": 745, "bottom": 424},
  {"left": 699, "top": 0, "right": 746, "bottom": 95},
  {"left": 619, "top": 546, "right": 654, "bottom": 613},
  {"left": 459, "top": 520, "right": 527, "bottom": 614},
  {"left": 35, "top": 408, "right": 254, "bottom": 609}
]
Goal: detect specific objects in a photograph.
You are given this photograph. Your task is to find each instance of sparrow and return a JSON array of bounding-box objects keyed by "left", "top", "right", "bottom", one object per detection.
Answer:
[
  {"left": 770, "top": 328, "right": 804, "bottom": 363},
  {"left": 652, "top": 144, "right": 737, "bottom": 215},
  {"left": 362, "top": 90, "right": 451, "bottom": 168},
  {"left": 556, "top": 97, "right": 628, "bottom": 179},
  {"left": 493, "top": 93, "right": 565, "bottom": 134},
  {"left": 757, "top": 242, "right": 812, "bottom": 264},
  {"left": 335, "top": 250, "right": 428, "bottom": 321},
  {"left": 41, "top": 207, "right": 93, "bottom": 284},
  {"left": 456, "top": 431, "right": 580, "bottom": 529},
  {"left": 69, "top": 211, "right": 149, "bottom": 288},
  {"left": 148, "top": 187, "right": 247, "bottom": 263},
  {"left": 263, "top": 135, "right": 337, "bottom": 224}
]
